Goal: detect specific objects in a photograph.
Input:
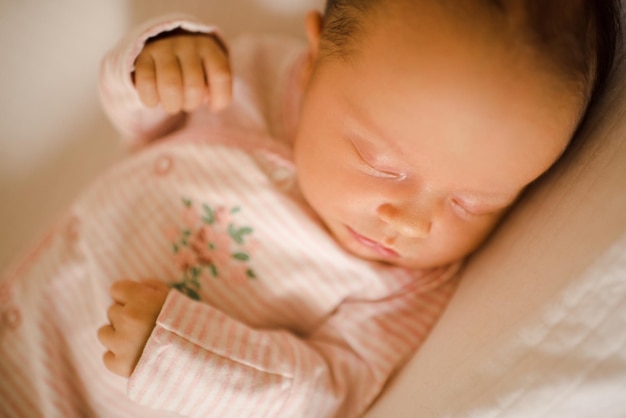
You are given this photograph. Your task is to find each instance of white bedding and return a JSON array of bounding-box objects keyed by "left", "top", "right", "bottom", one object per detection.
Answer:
[{"left": 365, "top": 239, "right": 626, "bottom": 417}]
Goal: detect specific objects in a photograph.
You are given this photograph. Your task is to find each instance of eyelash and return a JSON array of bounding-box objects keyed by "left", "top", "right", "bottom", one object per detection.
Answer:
[
  {"left": 364, "top": 163, "right": 403, "bottom": 179},
  {"left": 351, "top": 142, "right": 404, "bottom": 180},
  {"left": 450, "top": 198, "right": 482, "bottom": 220}
]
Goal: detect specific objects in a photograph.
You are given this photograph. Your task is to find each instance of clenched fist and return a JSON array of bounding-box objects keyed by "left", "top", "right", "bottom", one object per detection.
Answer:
[
  {"left": 97, "top": 279, "right": 170, "bottom": 378},
  {"left": 133, "top": 31, "right": 232, "bottom": 113}
]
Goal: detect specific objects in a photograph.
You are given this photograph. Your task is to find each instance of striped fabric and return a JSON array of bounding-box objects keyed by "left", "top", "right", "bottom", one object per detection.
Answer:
[{"left": 0, "top": 16, "right": 460, "bottom": 418}]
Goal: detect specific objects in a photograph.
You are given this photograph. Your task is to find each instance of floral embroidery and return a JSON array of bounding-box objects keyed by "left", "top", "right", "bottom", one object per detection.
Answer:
[{"left": 166, "top": 197, "right": 257, "bottom": 300}]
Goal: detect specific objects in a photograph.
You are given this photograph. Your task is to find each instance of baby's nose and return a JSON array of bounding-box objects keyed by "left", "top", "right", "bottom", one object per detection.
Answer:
[{"left": 377, "top": 202, "right": 431, "bottom": 238}]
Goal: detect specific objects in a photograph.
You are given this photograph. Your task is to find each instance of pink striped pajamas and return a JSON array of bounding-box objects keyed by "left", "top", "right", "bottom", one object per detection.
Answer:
[{"left": 0, "top": 15, "right": 459, "bottom": 418}]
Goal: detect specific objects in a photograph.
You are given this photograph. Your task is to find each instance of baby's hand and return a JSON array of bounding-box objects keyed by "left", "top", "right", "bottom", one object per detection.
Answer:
[
  {"left": 133, "top": 31, "right": 232, "bottom": 114},
  {"left": 97, "top": 279, "right": 170, "bottom": 378}
]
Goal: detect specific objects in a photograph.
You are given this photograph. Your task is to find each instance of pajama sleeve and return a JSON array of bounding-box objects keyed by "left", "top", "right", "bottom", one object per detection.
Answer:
[
  {"left": 98, "top": 15, "right": 223, "bottom": 148},
  {"left": 127, "top": 279, "right": 457, "bottom": 418}
]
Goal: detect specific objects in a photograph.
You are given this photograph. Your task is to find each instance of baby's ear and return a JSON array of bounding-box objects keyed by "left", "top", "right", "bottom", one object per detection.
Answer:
[{"left": 305, "top": 10, "right": 323, "bottom": 64}]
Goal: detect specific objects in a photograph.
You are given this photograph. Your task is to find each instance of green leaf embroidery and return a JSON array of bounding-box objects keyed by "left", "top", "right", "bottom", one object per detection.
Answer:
[
  {"left": 232, "top": 252, "right": 249, "bottom": 261},
  {"left": 185, "top": 287, "right": 201, "bottom": 301},
  {"left": 170, "top": 199, "right": 258, "bottom": 297},
  {"left": 238, "top": 226, "right": 253, "bottom": 237},
  {"left": 170, "top": 282, "right": 183, "bottom": 291},
  {"left": 202, "top": 204, "right": 215, "bottom": 224},
  {"left": 171, "top": 281, "right": 200, "bottom": 301},
  {"left": 228, "top": 224, "right": 254, "bottom": 244}
]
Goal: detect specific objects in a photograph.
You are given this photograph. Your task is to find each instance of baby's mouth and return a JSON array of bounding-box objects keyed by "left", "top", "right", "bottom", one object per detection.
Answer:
[{"left": 346, "top": 226, "right": 399, "bottom": 258}]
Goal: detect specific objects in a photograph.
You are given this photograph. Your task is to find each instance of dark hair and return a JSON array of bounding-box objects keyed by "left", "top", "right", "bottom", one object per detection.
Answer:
[
  {"left": 587, "top": 1, "right": 623, "bottom": 109},
  {"left": 321, "top": 0, "right": 623, "bottom": 112},
  {"left": 520, "top": 0, "right": 623, "bottom": 108},
  {"left": 320, "top": 0, "right": 371, "bottom": 59}
]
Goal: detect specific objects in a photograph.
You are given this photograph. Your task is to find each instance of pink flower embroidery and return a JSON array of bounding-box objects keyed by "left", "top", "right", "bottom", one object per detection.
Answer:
[
  {"left": 215, "top": 206, "right": 233, "bottom": 225},
  {"left": 189, "top": 233, "right": 213, "bottom": 265},
  {"left": 165, "top": 198, "right": 258, "bottom": 300},
  {"left": 174, "top": 247, "right": 198, "bottom": 272}
]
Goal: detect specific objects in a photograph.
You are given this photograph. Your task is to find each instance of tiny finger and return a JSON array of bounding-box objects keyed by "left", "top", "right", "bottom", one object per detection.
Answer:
[
  {"left": 178, "top": 53, "right": 208, "bottom": 111},
  {"left": 153, "top": 54, "right": 184, "bottom": 114},
  {"left": 110, "top": 279, "right": 136, "bottom": 304},
  {"left": 200, "top": 45, "right": 232, "bottom": 111},
  {"left": 106, "top": 303, "right": 124, "bottom": 325},
  {"left": 97, "top": 324, "right": 116, "bottom": 349},
  {"left": 133, "top": 54, "right": 159, "bottom": 108},
  {"left": 102, "top": 350, "right": 130, "bottom": 377},
  {"left": 102, "top": 350, "right": 116, "bottom": 372}
]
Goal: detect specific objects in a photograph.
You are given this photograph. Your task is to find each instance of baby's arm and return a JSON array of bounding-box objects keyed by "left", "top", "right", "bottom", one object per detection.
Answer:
[
  {"left": 111, "top": 277, "right": 456, "bottom": 418},
  {"left": 99, "top": 16, "right": 231, "bottom": 148}
]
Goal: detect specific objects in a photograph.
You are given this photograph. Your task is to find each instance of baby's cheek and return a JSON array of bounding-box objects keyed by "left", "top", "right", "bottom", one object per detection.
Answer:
[
  {"left": 426, "top": 216, "right": 487, "bottom": 261},
  {"left": 454, "top": 215, "right": 501, "bottom": 252}
]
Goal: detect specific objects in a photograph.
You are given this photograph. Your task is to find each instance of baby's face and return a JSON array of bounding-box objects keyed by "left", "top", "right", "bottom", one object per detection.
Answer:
[{"left": 293, "top": 5, "right": 583, "bottom": 269}]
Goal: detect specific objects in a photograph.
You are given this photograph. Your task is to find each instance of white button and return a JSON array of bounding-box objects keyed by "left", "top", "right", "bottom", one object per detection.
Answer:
[
  {"left": 271, "top": 167, "right": 293, "bottom": 184},
  {"left": 154, "top": 155, "right": 173, "bottom": 175}
]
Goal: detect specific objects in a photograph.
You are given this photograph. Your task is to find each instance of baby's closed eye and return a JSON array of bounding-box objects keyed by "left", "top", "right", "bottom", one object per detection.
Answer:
[
  {"left": 449, "top": 197, "right": 511, "bottom": 220},
  {"left": 349, "top": 138, "right": 406, "bottom": 180}
]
